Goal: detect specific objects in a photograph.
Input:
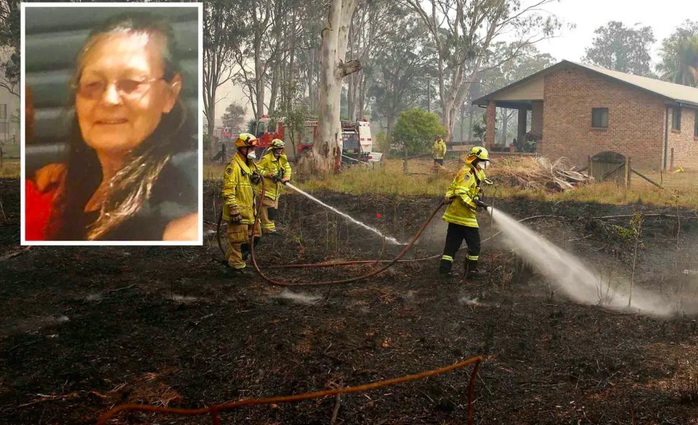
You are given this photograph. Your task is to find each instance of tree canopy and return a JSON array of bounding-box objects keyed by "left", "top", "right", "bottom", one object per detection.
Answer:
[
  {"left": 582, "top": 21, "right": 656, "bottom": 77},
  {"left": 392, "top": 109, "right": 446, "bottom": 156},
  {"left": 657, "top": 20, "right": 698, "bottom": 86}
]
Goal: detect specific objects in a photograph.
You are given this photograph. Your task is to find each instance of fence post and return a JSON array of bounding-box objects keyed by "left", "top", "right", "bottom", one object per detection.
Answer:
[
  {"left": 587, "top": 155, "right": 592, "bottom": 179},
  {"left": 624, "top": 156, "right": 631, "bottom": 188},
  {"left": 670, "top": 148, "right": 674, "bottom": 171},
  {"left": 403, "top": 148, "right": 408, "bottom": 175}
]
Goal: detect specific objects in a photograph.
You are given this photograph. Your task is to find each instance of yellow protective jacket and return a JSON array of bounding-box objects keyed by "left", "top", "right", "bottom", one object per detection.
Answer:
[
  {"left": 256, "top": 152, "right": 292, "bottom": 201},
  {"left": 222, "top": 153, "right": 257, "bottom": 224},
  {"left": 442, "top": 164, "right": 487, "bottom": 228},
  {"left": 432, "top": 139, "right": 447, "bottom": 159}
]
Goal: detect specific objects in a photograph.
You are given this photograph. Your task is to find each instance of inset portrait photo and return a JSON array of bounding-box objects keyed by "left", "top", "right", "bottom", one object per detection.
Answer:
[{"left": 21, "top": 2, "right": 203, "bottom": 245}]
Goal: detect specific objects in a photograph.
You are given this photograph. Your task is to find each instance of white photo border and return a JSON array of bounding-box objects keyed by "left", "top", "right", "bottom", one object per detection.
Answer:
[{"left": 20, "top": 2, "right": 204, "bottom": 247}]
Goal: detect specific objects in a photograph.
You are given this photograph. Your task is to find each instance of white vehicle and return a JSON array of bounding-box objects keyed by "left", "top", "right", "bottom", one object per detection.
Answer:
[{"left": 341, "top": 120, "right": 382, "bottom": 163}]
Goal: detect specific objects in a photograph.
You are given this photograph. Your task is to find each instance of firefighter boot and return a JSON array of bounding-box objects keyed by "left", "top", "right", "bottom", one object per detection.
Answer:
[
  {"left": 240, "top": 243, "right": 250, "bottom": 261},
  {"left": 465, "top": 259, "right": 487, "bottom": 279},
  {"left": 439, "top": 259, "right": 453, "bottom": 277}
]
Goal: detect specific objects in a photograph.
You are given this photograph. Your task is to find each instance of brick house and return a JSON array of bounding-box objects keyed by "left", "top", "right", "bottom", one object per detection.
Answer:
[{"left": 472, "top": 60, "right": 698, "bottom": 170}]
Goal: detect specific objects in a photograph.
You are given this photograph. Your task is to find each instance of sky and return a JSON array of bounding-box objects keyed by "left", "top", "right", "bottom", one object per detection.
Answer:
[
  {"left": 215, "top": 0, "right": 698, "bottom": 127},
  {"left": 538, "top": 0, "right": 698, "bottom": 64}
]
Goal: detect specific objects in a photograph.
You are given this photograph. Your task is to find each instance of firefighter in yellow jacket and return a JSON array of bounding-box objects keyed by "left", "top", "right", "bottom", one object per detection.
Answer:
[
  {"left": 222, "top": 133, "right": 262, "bottom": 276},
  {"left": 256, "top": 139, "right": 292, "bottom": 234},
  {"left": 432, "top": 135, "right": 447, "bottom": 167},
  {"left": 439, "top": 146, "right": 491, "bottom": 279}
]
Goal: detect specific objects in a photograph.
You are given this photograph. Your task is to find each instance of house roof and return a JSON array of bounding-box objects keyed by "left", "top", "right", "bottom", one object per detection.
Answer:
[{"left": 472, "top": 60, "right": 698, "bottom": 108}]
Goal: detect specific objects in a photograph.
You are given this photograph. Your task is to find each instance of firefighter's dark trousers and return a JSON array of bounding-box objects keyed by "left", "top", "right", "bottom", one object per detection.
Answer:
[{"left": 440, "top": 222, "right": 481, "bottom": 267}]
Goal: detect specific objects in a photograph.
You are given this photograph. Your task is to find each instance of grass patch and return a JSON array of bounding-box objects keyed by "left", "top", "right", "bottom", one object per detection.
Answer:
[
  {"left": 0, "top": 160, "right": 20, "bottom": 178},
  {"left": 208, "top": 157, "right": 698, "bottom": 208}
]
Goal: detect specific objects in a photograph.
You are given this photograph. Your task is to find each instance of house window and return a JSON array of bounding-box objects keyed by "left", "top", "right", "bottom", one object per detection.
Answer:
[
  {"left": 0, "top": 104, "right": 7, "bottom": 120},
  {"left": 672, "top": 106, "right": 681, "bottom": 131},
  {"left": 592, "top": 108, "right": 608, "bottom": 128}
]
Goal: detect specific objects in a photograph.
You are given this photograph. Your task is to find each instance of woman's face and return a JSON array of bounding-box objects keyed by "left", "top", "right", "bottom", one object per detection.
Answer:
[{"left": 75, "top": 32, "right": 181, "bottom": 156}]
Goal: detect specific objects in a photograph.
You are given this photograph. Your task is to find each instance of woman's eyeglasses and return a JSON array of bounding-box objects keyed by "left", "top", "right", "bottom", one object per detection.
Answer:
[{"left": 75, "top": 77, "right": 165, "bottom": 100}]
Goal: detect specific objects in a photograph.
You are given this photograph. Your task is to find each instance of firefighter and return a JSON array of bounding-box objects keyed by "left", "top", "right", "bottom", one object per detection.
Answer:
[
  {"left": 222, "top": 133, "right": 263, "bottom": 276},
  {"left": 256, "top": 138, "right": 292, "bottom": 234},
  {"left": 432, "top": 135, "right": 447, "bottom": 167},
  {"left": 439, "top": 146, "right": 491, "bottom": 279}
]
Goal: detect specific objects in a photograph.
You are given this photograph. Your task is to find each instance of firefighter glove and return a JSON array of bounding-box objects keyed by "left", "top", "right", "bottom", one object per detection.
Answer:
[
  {"left": 444, "top": 196, "right": 455, "bottom": 204},
  {"left": 250, "top": 171, "right": 262, "bottom": 185},
  {"left": 229, "top": 208, "right": 242, "bottom": 224},
  {"left": 474, "top": 199, "right": 489, "bottom": 209}
]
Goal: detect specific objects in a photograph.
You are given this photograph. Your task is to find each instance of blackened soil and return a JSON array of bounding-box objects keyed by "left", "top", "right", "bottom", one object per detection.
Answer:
[{"left": 1, "top": 178, "right": 698, "bottom": 424}]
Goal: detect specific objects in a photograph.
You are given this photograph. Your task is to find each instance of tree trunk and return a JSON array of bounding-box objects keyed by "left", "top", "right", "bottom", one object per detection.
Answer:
[
  {"left": 468, "top": 106, "right": 474, "bottom": 141},
  {"left": 206, "top": 91, "right": 216, "bottom": 152},
  {"left": 255, "top": 54, "right": 265, "bottom": 119},
  {"left": 356, "top": 71, "right": 367, "bottom": 120},
  {"left": 269, "top": 62, "right": 279, "bottom": 115},
  {"left": 301, "top": 0, "right": 361, "bottom": 174}
]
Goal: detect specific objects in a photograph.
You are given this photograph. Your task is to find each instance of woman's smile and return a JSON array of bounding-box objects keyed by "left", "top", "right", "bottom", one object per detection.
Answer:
[{"left": 95, "top": 118, "right": 128, "bottom": 125}]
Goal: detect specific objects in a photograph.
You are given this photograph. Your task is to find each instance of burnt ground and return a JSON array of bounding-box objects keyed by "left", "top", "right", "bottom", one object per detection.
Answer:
[{"left": 1, "top": 176, "right": 698, "bottom": 424}]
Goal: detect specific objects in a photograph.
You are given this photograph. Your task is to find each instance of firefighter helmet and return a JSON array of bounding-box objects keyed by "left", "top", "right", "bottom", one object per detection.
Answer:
[
  {"left": 468, "top": 146, "right": 490, "bottom": 162},
  {"left": 270, "top": 138, "right": 285, "bottom": 149},
  {"left": 234, "top": 133, "right": 258, "bottom": 149}
]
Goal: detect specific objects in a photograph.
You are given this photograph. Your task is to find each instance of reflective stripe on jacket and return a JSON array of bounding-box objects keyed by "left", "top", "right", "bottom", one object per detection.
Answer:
[
  {"left": 222, "top": 153, "right": 257, "bottom": 223},
  {"left": 442, "top": 164, "right": 486, "bottom": 228},
  {"left": 256, "top": 152, "right": 292, "bottom": 201},
  {"left": 432, "top": 140, "right": 447, "bottom": 159}
]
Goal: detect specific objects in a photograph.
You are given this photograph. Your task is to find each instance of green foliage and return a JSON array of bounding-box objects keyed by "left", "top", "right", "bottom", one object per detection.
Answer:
[
  {"left": 273, "top": 104, "right": 313, "bottom": 153},
  {"left": 374, "top": 131, "right": 390, "bottom": 155},
  {"left": 392, "top": 109, "right": 446, "bottom": 156},
  {"left": 472, "top": 115, "right": 486, "bottom": 142},
  {"left": 611, "top": 224, "right": 635, "bottom": 241},
  {"left": 246, "top": 119, "right": 257, "bottom": 134},
  {"left": 0, "top": 0, "right": 20, "bottom": 90},
  {"left": 221, "top": 102, "right": 246, "bottom": 131},
  {"left": 582, "top": 21, "right": 656, "bottom": 77},
  {"left": 657, "top": 21, "right": 698, "bottom": 86},
  {"left": 203, "top": 132, "right": 211, "bottom": 158}
]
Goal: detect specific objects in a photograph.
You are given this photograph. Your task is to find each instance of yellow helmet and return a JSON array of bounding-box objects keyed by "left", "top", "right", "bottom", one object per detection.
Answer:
[
  {"left": 468, "top": 146, "right": 489, "bottom": 162},
  {"left": 234, "top": 133, "right": 258, "bottom": 148},
  {"left": 270, "top": 138, "right": 285, "bottom": 149}
]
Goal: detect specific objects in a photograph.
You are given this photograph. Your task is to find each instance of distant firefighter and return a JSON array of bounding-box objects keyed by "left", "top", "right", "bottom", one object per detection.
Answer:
[{"left": 432, "top": 135, "right": 447, "bottom": 167}]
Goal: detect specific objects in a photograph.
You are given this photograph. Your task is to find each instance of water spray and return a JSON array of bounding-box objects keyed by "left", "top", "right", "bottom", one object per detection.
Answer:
[
  {"left": 488, "top": 206, "right": 686, "bottom": 318},
  {"left": 285, "top": 182, "right": 405, "bottom": 245}
]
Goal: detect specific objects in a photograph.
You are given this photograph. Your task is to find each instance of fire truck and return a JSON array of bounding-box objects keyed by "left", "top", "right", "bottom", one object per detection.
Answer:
[{"left": 252, "top": 115, "right": 382, "bottom": 162}]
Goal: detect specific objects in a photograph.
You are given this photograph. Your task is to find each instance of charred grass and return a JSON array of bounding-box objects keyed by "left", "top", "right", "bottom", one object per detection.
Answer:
[{"left": 1, "top": 177, "right": 698, "bottom": 424}]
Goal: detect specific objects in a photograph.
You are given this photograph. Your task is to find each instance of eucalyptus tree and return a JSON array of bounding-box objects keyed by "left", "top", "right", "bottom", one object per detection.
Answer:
[
  {"left": 232, "top": 0, "right": 285, "bottom": 120},
  {"left": 345, "top": 0, "right": 410, "bottom": 121},
  {"left": 0, "top": 0, "right": 20, "bottom": 96},
  {"left": 582, "top": 21, "right": 655, "bottom": 77},
  {"left": 369, "top": 15, "right": 435, "bottom": 134},
  {"left": 400, "top": 0, "right": 562, "bottom": 142},
  {"left": 301, "top": 0, "right": 364, "bottom": 173},
  {"left": 203, "top": 0, "right": 246, "bottom": 138}
]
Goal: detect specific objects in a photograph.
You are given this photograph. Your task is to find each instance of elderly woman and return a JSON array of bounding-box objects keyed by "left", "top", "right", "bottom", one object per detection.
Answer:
[{"left": 25, "top": 12, "right": 198, "bottom": 241}]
